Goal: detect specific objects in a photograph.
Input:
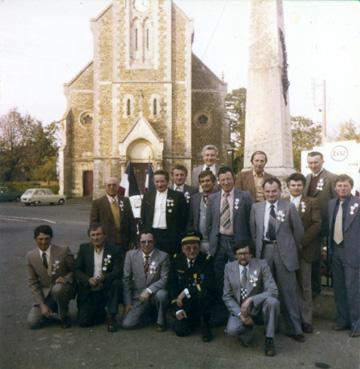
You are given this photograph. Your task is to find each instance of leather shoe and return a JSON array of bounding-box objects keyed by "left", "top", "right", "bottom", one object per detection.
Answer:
[
  {"left": 155, "top": 323, "right": 167, "bottom": 332},
  {"left": 107, "top": 316, "right": 117, "bottom": 333},
  {"left": 264, "top": 338, "right": 276, "bottom": 357},
  {"left": 332, "top": 324, "right": 349, "bottom": 331},
  {"left": 290, "top": 334, "right": 305, "bottom": 342},
  {"left": 201, "top": 325, "right": 213, "bottom": 342},
  {"left": 302, "top": 323, "right": 313, "bottom": 334},
  {"left": 349, "top": 331, "right": 360, "bottom": 338},
  {"left": 60, "top": 316, "right": 72, "bottom": 329}
]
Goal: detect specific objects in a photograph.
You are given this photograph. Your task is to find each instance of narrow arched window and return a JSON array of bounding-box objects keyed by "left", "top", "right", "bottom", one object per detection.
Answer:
[
  {"left": 146, "top": 28, "right": 149, "bottom": 50},
  {"left": 135, "top": 28, "right": 138, "bottom": 50},
  {"left": 153, "top": 98, "right": 157, "bottom": 116},
  {"left": 127, "top": 99, "right": 131, "bottom": 116}
]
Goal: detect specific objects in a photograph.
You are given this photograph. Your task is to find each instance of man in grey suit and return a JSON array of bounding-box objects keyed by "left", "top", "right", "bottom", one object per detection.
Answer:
[
  {"left": 187, "top": 170, "right": 218, "bottom": 254},
  {"left": 122, "top": 232, "right": 170, "bottom": 331},
  {"left": 206, "top": 166, "right": 253, "bottom": 296},
  {"left": 26, "top": 225, "right": 75, "bottom": 329},
  {"left": 223, "top": 241, "right": 279, "bottom": 356},
  {"left": 191, "top": 144, "right": 220, "bottom": 188},
  {"left": 304, "top": 151, "right": 337, "bottom": 296},
  {"left": 328, "top": 174, "right": 360, "bottom": 337},
  {"left": 250, "top": 177, "right": 305, "bottom": 341}
]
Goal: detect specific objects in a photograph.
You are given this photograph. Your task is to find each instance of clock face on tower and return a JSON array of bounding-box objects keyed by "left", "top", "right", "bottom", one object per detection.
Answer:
[{"left": 134, "top": 0, "right": 150, "bottom": 12}]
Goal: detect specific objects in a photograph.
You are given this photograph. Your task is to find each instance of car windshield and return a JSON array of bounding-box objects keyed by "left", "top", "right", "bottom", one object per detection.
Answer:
[{"left": 23, "top": 189, "right": 35, "bottom": 195}]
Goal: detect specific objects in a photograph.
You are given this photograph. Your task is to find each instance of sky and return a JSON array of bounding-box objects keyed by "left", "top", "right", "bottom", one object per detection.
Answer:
[{"left": 0, "top": 0, "right": 359, "bottom": 137}]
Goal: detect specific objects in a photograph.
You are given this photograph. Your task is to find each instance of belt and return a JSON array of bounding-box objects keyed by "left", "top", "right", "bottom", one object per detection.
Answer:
[{"left": 263, "top": 240, "right": 277, "bottom": 244}]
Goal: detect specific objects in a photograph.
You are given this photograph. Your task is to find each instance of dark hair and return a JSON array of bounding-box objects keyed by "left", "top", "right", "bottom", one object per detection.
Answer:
[
  {"left": 263, "top": 176, "right": 282, "bottom": 190},
  {"left": 335, "top": 174, "right": 354, "bottom": 188},
  {"left": 233, "top": 240, "right": 250, "bottom": 253},
  {"left": 308, "top": 151, "right": 323, "bottom": 159},
  {"left": 172, "top": 164, "right": 188, "bottom": 176},
  {"left": 88, "top": 223, "right": 105, "bottom": 236},
  {"left": 198, "top": 170, "right": 216, "bottom": 183},
  {"left": 217, "top": 166, "right": 234, "bottom": 178},
  {"left": 286, "top": 172, "right": 306, "bottom": 186},
  {"left": 139, "top": 231, "right": 155, "bottom": 240},
  {"left": 154, "top": 169, "right": 169, "bottom": 182},
  {"left": 34, "top": 225, "right": 53, "bottom": 238},
  {"left": 250, "top": 150, "right": 268, "bottom": 163}
]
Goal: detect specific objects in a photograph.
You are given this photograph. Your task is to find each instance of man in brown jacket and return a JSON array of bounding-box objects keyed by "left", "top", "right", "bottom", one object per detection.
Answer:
[
  {"left": 286, "top": 173, "right": 322, "bottom": 333},
  {"left": 235, "top": 151, "right": 273, "bottom": 202}
]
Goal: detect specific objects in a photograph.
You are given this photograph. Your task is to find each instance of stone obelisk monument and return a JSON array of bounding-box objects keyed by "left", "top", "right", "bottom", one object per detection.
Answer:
[{"left": 244, "top": 0, "right": 294, "bottom": 176}]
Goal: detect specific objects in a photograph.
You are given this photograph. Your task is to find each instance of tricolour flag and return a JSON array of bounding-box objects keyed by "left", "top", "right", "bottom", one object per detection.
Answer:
[
  {"left": 144, "top": 162, "right": 155, "bottom": 192},
  {"left": 119, "top": 162, "right": 140, "bottom": 197}
]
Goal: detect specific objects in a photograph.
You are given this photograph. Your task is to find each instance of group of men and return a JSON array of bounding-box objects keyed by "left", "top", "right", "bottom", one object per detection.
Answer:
[{"left": 26, "top": 144, "right": 360, "bottom": 357}]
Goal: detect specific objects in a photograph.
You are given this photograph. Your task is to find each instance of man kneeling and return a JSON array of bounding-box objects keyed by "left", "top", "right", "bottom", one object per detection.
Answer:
[
  {"left": 223, "top": 242, "right": 279, "bottom": 356},
  {"left": 169, "top": 231, "right": 216, "bottom": 342}
]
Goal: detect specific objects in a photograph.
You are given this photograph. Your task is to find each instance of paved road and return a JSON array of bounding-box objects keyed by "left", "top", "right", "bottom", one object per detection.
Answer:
[{"left": 0, "top": 201, "right": 358, "bottom": 369}]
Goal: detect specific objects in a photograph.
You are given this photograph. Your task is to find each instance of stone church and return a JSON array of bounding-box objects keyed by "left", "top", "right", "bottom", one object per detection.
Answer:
[{"left": 59, "top": 0, "right": 228, "bottom": 198}]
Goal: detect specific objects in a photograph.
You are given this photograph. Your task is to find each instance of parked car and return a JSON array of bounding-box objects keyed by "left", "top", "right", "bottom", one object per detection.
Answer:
[
  {"left": 20, "top": 188, "right": 66, "bottom": 206},
  {"left": 0, "top": 187, "right": 22, "bottom": 202}
]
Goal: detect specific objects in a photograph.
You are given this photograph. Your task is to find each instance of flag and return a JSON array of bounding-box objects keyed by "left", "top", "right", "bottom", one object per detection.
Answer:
[
  {"left": 144, "top": 162, "right": 155, "bottom": 192},
  {"left": 119, "top": 162, "right": 140, "bottom": 197}
]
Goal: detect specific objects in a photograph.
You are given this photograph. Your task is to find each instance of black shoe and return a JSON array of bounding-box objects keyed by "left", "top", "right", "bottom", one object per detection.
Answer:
[
  {"left": 201, "top": 325, "right": 213, "bottom": 342},
  {"left": 155, "top": 323, "right": 167, "bottom": 332},
  {"left": 290, "top": 334, "right": 305, "bottom": 342},
  {"left": 107, "top": 316, "right": 117, "bottom": 333},
  {"left": 264, "top": 338, "right": 276, "bottom": 356},
  {"left": 60, "top": 316, "right": 72, "bottom": 329},
  {"left": 302, "top": 323, "right": 313, "bottom": 334}
]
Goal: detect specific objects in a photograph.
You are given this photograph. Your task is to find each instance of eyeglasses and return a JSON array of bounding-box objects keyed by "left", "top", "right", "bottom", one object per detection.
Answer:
[{"left": 140, "top": 240, "right": 154, "bottom": 244}]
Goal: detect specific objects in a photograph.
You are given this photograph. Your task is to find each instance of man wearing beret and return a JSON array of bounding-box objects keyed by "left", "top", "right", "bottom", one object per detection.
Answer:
[{"left": 169, "top": 231, "right": 216, "bottom": 342}]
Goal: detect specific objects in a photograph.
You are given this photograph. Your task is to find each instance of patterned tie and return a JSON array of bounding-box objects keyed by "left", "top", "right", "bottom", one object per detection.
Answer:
[
  {"left": 220, "top": 193, "right": 231, "bottom": 229},
  {"left": 240, "top": 267, "right": 248, "bottom": 302},
  {"left": 42, "top": 252, "right": 48, "bottom": 269},
  {"left": 266, "top": 204, "right": 276, "bottom": 241},
  {"left": 144, "top": 255, "right": 150, "bottom": 273},
  {"left": 333, "top": 201, "right": 344, "bottom": 244}
]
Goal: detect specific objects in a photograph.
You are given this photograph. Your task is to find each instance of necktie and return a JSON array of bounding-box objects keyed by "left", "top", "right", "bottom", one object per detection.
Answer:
[
  {"left": 334, "top": 201, "right": 344, "bottom": 244},
  {"left": 241, "top": 267, "right": 247, "bottom": 288},
  {"left": 188, "top": 259, "right": 194, "bottom": 269},
  {"left": 110, "top": 197, "right": 121, "bottom": 230},
  {"left": 42, "top": 252, "right": 48, "bottom": 269},
  {"left": 206, "top": 166, "right": 211, "bottom": 171},
  {"left": 220, "top": 193, "right": 231, "bottom": 229},
  {"left": 266, "top": 204, "right": 276, "bottom": 241},
  {"left": 144, "top": 255, "right": 150, "bottom": 273},
  {"left": 202, "top": 194, "right": 208, "bottom": 205}
]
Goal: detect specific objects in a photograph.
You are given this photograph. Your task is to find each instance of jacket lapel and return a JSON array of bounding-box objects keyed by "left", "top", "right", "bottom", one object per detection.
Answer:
[
  {"left": 32, "top": 249, "right": 51, "bottom": 283},
  {"left": 245, "top": 259, "right": 257, "bottom": 296},
  {"left": 258, "top": 202, "right": 266, "bottom": 236},
  {"left": 345, "top": 196, "right": 359, "bottom": 231},
  {"left": 230, "top": 261, "right": 241, "bottom": 303}
]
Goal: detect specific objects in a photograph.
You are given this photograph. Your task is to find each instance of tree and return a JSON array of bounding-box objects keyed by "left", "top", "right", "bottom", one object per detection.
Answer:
[
  {"left": 0, "top": 108, "right": 59, "bottom": 182},
  {"left": 336, "top": 120, "right": 360, "bottom": 142},
  {"left": 291, "top": 116, "right": 322, "bottom": 171},
  {"left": 225, "top": 88, "right": 246, "bottom": 172}
]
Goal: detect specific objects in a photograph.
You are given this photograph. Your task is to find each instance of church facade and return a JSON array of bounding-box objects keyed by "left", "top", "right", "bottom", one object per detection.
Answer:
[{"left": 59, "top": 0, "right": 228, "bottom": 198}]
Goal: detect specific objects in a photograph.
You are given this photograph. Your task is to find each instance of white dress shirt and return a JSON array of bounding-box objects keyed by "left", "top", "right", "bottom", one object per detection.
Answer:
[
  {"left": 263, "top": 201, "right": 278, "bottom": 239},
  {"left": 238, "top": 264, "right": 248, "bottom": 285},
  {"left": 290, "top": 195, "right": 302, "bottom": 210},
  {"left": 202, "top": 163, "right": 217, "bottom": 176},
  {"left": 152, "top": 190, "right": 167, "bottom": 229},
  {"left": 173, "top": 184, "right": 184, "bottom": 192},
  {"left": 38, "top": 245, "right": 52, "bottom": 272},
  {"left": 93, "top": 247, "right": 104, "bottom": 278}
]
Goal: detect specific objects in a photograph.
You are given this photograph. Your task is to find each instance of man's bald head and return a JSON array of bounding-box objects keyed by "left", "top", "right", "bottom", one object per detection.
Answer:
[{"left": 105, "top": 177, "right": 119, "bottom": 196}]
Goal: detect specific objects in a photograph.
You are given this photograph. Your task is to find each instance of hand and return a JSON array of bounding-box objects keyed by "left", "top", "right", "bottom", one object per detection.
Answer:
[
  {"left": 55, "top": 276, "right": 65, "bottom": 284},
  {"left": 139, "top": 290, "right": 150, "bottom": 302},
  {"left": 176, "top": 310, "right": 187, "bottom": 320},
  {"left": 124, "top": 304, "right": 132, "bottom": 315},
  {"left": 88, "top": 277, "right": 98, "bottom": 287},
  {"left": 240, "top": 297, "right": 253, "bottom": 315},
  {"left": 176, "top": 292, "right": 185, "bottom": 308},
  {"left": 240, "top": 314, "right": 254, "bottom": 327},
  {"left": 39, "top": 303, "right": 52, "bottom": 318}
]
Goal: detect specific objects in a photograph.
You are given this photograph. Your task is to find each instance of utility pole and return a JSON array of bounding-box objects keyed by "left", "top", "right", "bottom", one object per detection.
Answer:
[{"left": 321, "top": 80, "right": 327, "bottom": 143}]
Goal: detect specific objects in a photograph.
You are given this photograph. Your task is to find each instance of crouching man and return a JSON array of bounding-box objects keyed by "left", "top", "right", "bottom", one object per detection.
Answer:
[
  {"left": 169, "top": 231, "right": 216, "bottom": 342},
  {"left": 223, "top": 241, "right": 279, "bottom": 356},
  {"left": 26, "top": 225, "right": 75, "bottom": 329}
]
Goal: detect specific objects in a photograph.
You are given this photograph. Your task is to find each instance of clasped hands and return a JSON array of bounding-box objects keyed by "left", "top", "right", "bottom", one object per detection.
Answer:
[{"left": 240, "top": 297, "right": 254, "bottom": 326}]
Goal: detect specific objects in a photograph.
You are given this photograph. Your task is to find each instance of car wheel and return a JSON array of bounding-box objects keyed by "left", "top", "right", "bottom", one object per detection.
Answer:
[
  {"left": 58, "top": 199, "right": 65, "bottom": 205},
  {"left": 25, "top": 203, "right": 30, "bottom": 206},
  {"left": 30, "top": 202, "right": 36, "bottom": 206},
  {"left": 15, "top": 196, "right": 20, "bottom": 202}
]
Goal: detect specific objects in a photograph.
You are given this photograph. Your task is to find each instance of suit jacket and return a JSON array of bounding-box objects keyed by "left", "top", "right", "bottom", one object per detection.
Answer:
[
  {"left": 90, "top": 195, "right": 135, "bottom": 249},
  {"left": 140, "top": 189, "right": 188, "bottom": 236},
  {"left": 304, "top": 169, "right": 337, "bottom": 237},
  {"left": 191, "top": 164, "right": 220, "bottom": 188},
  {"left": 285, "top": 196, "right": 322, "bottom": 262},
  {"left": 250, "top": 199, "right": 304, "bottom": 272},
  {"left": 223, "top": 258, "right": 278, "bottom": 317},
  {"left": 75, "top": 242, "right": 123, "bottom": 300},
  {"left": 169, "top": 252, "right": 216, "bottom": 301},
  {"left": 328, "top": 196, "right": 360, "bottom": 268},
  {"left": 26, "top": 244, "right": 74, "bottom": 305},
  {"left": 206, "top": 188, "right": 253, "bottom": 256},
  {"left": 123, "top": 248, "right": 170, "bottom": 305},
  {"left": 235, "top": 169, "right": 273, "bottom": 201}
]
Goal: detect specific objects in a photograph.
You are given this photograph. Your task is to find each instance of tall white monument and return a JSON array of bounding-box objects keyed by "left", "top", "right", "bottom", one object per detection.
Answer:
[{"left": 244, "top": 0, "right": 294, "bottom": 176}]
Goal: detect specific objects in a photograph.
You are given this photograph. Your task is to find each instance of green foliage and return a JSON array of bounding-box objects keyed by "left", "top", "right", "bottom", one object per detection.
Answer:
[
  {"left": 225, "top": 88, "right": 246, "bottom": 172},
  {"left": 291, "top": 116, "right": 322, "bottom": 171},
  {"left": 0, "top": 108, "right": 59, "bottom": 182},
  {"left": 336, "top": 120, "right": 360, "bottom": 142},
  {"left": 2, "top": 181, "right": 59, "bottom": 194}
]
